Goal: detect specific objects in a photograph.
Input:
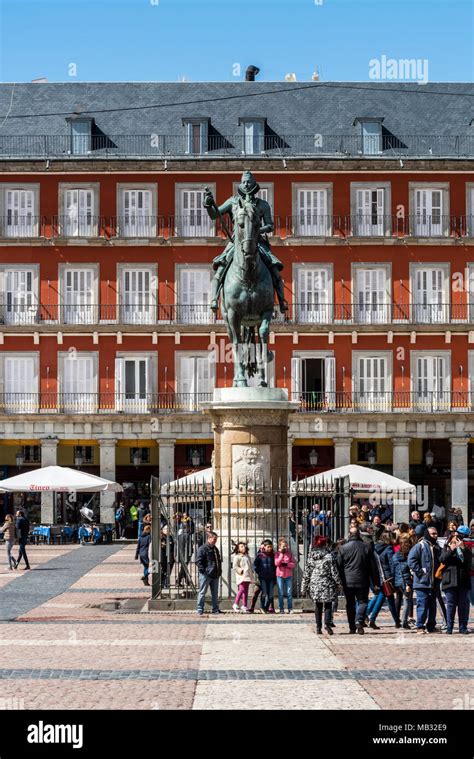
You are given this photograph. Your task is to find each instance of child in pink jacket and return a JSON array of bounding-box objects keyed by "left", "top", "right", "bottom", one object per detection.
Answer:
[{"left": 275, "top": 538, "right": 296, "bottom": 613}]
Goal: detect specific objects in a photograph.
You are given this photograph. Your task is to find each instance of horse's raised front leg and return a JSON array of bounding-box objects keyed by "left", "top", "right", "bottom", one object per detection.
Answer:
[
  {"left": 257, "top": 310, "right": 274, "bottom": 387},
  {"left": 226, "top": 308, "right": 247, "bottom": 387}
]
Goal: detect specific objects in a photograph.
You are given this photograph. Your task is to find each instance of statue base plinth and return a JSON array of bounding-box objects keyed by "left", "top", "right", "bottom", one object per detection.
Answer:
[
  {"left": 201, "top": 387, "right": 299, "bottom": 595},
  {"left": 201, "top": 387, "right": 298, "bottom": 489}
]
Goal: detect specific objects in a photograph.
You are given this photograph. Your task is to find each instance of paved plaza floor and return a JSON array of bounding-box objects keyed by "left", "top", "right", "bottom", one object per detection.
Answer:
[{"left": 0, "top": 544, "right": 472, "bottom": 711}]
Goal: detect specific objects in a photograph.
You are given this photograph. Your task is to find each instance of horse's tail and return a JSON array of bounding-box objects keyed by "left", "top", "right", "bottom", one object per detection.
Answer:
[{"left": 243, "top": 326, "right": 257, "bottom": 378}]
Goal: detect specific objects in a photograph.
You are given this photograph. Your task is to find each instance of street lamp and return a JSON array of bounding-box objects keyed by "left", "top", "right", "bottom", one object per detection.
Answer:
[
  {"left": 367, "top": 447, "right": 376, "bottom": 467},
  {"left": 191, "top": 449, "right": 201, "bottom": 467},
  {"left": 74, "top": 447, "right": 84, "bottom": 467},
  {"left": 132, "top": 449, "right": 142, "bottom": 468},
  {"left": 425, "top": 447, "right": 434, "bottom": 469},
  {"left": 309, "top": 448, "right": 319, "bottom": 467}
]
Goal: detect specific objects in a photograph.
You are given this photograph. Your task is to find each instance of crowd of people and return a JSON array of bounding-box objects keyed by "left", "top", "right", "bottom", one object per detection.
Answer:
[
  {"left": 193, "top": 504, "right": 474, "bottom": 633},
  {"left": 115, "top": 500, "right": 151, "bottom": 540}
]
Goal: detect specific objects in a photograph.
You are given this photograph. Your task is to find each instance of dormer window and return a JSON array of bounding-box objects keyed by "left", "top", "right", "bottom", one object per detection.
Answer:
[
  {"left": 239, "top": 117, "right": 266, "bottom": 155},
  {"left": 182, "top": 118, "right": 209, "bottom": 155},
  {"left": 66, "top": 116, "right": 93, "bottom": 155},
  {"left": 354, "top": 117, "right": 384, "bottom": 155}
]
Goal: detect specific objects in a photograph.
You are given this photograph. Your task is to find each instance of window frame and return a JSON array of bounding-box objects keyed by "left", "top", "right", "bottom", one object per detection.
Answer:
[
  {"left": 409, "top": 182, "right": 450, "bottom": 238},
  {"left": 0, "top": 184, "right": 40, "bottom": 238},
  {"left": 58, "top": 182, "right": 100, "bottom": 238},
  {"left": 350, "top": 182, "right": 392, "bottom": 237},
  {"left": 175, "top": 182, "right": 216, "bottom": 238},
  {"left": 292, "top": 183, "right": 333, "bottom": 237},
  {"left": 116, "top": 183, "right": 158, "bottom": 238}
]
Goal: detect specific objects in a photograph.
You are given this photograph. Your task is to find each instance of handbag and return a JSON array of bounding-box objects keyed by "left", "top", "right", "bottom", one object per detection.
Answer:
[
  {"left": 434, "top": 562, "right": 445, "bottom": 581},
  {"left": 375, "top": 552, "right": 394, "bottom": 597}
]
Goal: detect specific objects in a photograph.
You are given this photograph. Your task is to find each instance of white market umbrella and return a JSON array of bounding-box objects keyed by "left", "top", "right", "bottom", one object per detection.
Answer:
[
  {"left": 165, "top": 467, "right": 214, "bottom": 493},
  {"left": 295, "top": 464, "right": 415, "bottom": 498},
  {"left": 0, "top": 465, "right": 123, "bottom": 493}
]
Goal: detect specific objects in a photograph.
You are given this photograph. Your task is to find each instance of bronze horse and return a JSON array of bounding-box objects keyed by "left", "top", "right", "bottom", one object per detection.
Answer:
[{"left": 222, "top": 196, "right": 275, "bottom": 387}]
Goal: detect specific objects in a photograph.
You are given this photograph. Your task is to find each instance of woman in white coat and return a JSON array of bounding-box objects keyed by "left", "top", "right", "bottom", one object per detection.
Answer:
[{"left": 232, "top": 541, "right": 255, "bottom": 613}]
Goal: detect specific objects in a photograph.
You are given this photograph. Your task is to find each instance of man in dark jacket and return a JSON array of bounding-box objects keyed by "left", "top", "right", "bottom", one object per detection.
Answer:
[
  {"left": 440, "top": 525, "right": 472, "bottom": 634},
  {"left": 15, "top": 510, "right": 30, "bottom": 570},
  {"left": 196, "top": 532, "right": 222, "bottom": 615},
  {"left": 408, "top": 525, "right": 441, "bottom": 633},
  {"left": 337, "top": 527, "right": 378, "bottom": 634}
]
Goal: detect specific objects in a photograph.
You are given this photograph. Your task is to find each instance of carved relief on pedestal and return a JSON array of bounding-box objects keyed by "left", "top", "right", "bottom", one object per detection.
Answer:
[{"left": 232, "top": 445, "right": 270, "bottom": 491}]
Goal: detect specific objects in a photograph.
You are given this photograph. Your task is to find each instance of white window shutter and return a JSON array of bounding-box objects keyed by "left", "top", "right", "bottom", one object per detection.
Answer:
[
  {"left": 324, "top": 357, "right": 336, "bottom": 410},
  {"left": 291, "top": 356, "right": 302, "bottom": 400},
  {"left": 115, "top": 357, "right": 125, "bottom": 410}
]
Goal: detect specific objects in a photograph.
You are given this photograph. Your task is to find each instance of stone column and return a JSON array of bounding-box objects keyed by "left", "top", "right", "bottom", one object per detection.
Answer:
[
  {"left": 40, "top": 437, "right": 59, "bottom": 523},
  {"left": 98, "top": 439, "right": 118, "bottom": 524},
  {"left": 158, "top": 439, "right": 176, "bottom": 484},
  {"left": 391, "top": 437, "right": 412, "bottom": 524},
  {"left": 333, "top": 438, "right": 353, "bottom": 468},
  {"left": 287, "top": 434, "right": 295, "bottom": 483},
  {"left": 392, "top": 437, "right": 411, "bottom": 482},
  {"left": 450, "top": 437, "right": 469, "bottom": 523}
]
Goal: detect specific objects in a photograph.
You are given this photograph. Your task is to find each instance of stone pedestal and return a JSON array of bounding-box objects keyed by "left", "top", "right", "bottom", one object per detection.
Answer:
[{"left": 202, "top": 387, "right": 299, "bottom": 595}]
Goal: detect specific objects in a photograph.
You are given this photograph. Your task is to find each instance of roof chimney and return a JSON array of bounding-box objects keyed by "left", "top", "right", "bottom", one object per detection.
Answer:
[{"left": 245, "top": 65, "right": 260, "bottom": 82}]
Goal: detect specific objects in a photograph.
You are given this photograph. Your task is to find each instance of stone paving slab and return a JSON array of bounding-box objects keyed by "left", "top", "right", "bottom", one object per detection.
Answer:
[
  {"left": 0, "top": 545, "right": 123, "bottom": 621},
  {"left": 363, "top": 680, "right": 474, "bottom": 710},
  {"left": 0, "top": 679, "right": 196, "bottom": 710},
  {"left": 0, "top": 545, "right": 471, "bottom": 711},
  {"left": 199, "top": 622, "right": 344, "bottom": 671},
  {"left": 192, "top": 679, "right": 380, "bottom": 710}
]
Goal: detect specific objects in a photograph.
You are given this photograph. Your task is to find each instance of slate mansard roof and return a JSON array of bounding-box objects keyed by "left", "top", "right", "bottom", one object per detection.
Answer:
[{"left": 0, "top": 81, "right": 472, "bottom": 158}]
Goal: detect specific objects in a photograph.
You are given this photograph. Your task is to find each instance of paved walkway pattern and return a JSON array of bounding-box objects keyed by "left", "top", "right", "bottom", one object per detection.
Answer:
[{"left": 0, "top": 544, "right": 472, "bottom": 710}]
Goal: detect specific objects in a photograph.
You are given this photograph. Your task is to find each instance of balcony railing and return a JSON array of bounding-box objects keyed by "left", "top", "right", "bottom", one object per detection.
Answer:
[
  {"left": 1, "top": 214, "right": 472, "bottom": 241},
  {"left": 0, "top": 392, "right": 213, "bottom": 414},
  {"left": 0, "top": 303, "right": 224, "bottom": 325},
  {"left": 1, "top": 302, "right": 472, "bottom": 327},
  {"left": 292, "top": 391, "right": 472, "bottom": 413},
  {"left": 0, "top": 391, "right": 472, "bottom": 414},
  {"left": 1, "top": 134, "right": 474, "bottom": 159},
  {"left": 285, "top": 214, "right": 465, "bottom": 238},
  {"left": 286, "top": 303, "right": 471, "bottom": 324}
]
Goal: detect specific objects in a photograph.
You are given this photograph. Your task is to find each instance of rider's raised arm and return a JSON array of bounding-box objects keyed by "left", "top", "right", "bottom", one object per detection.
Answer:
[
  {"left": 204, "top": 192, "right": 234, "bottom": 220},
  {"left": 260, "top": 200, "right": 274, "bottom": 235}
]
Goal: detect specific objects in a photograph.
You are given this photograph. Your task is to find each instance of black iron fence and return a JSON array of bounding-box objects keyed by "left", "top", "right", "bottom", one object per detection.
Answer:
[{"left": 150, "top": 476, "right": 351, "bottom": 600}]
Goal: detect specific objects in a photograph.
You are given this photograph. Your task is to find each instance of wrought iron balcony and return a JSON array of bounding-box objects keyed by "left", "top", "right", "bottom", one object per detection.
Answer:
[
  {"left": 0, "top": 214, "right": 472, "bottom": 241},
  {"left": 0, "top": 392, "right": 214, "bottom": 415},
  {"left": 292, "top": 391, "right": 472, "bottom": 413},
  {"left": 0, "top": 302, "right": 472, "bottom": 327},
  {"left": 1, "top": 133, "right": 473, "bottom": 159},
  {"left": 285, "top": 214, "right": 468, "bottom": 238},
  {"left": 0, "top": 391, "right": 472, "bottom": 415}
]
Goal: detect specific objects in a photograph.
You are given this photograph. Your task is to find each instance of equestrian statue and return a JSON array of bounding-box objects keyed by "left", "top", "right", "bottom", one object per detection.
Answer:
[{"left": 203, "top": 171, "right": 287, "bottom": 388}]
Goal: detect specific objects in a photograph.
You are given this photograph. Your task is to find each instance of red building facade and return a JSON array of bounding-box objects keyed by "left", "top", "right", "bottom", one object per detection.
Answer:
[{"left": 0, "top": 81, "right": 473, "bottom": 523}]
